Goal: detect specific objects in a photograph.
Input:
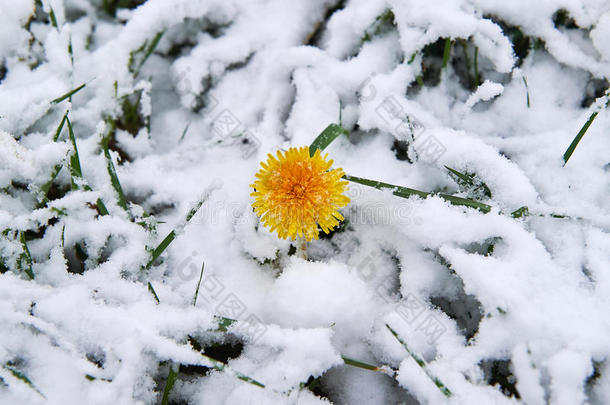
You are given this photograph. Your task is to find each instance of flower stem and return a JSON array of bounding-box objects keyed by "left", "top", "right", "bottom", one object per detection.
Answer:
[{"left": 296, "top": 236, "right": 308, "bottom": 260}]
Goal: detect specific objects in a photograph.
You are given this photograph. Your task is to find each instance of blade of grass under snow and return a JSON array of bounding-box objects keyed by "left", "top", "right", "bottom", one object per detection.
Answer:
[
  {"left": 441, "top": 38, "right": 452, "bottom": 69},
  {"left": 17, "top": 232, "right": 34, "bottom": 280},
  {"left": 192, "top": 261, "right": 205, "bottom": 306},
  {"left": 2, "top": 364, "right": 45, "bottom": 397},
  {"left": 148, "top": 282, "right": 160, "bottom": 304},
  {"left": 65, "top": 116, "right": 109, "bottom": 215},
  {"left": 445, "top": 166, "right": 492, "bottom": 198},
  {"left": 160, "top": 364, "right": 178, "bottom": 405},
  {"left": 341, "top": 356, "right": 383, "bottom": 372},
  {"left": 50, "top": 83, "right": 86, "bottom": 104},
  {"left": 145, "top": 196, "right": 209, "bottom": 269},
  {"left": 129, "top": 31, "right": 164, "bottom": 76},
  {"left": 563, "top": 90, "right": 609, "bottom": 165},
  {"left": 309, "top": 124, "right": 349, "bottom": 157},
  {"left": 201, "top": 353, "right": 266, "bottom": 388},
  {"left": 344, "top": 174, "right": 492, "bottom": 213},
  {"left": 385, "top": 324, "right": 452, "bottom": 398},
  {"left": 102, "top": 137, "right": 130, "bottom": 215}
]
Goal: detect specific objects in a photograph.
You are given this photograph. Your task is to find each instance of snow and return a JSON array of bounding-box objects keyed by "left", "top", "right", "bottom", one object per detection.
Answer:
[{"left": 1, "top": 0, "right": 610, "bottom": 403}]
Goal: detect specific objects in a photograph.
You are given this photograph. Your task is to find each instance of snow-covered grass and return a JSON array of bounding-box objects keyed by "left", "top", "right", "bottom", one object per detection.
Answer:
[{"left": 1, "top": 0, "right": 610, "bottom": 404}]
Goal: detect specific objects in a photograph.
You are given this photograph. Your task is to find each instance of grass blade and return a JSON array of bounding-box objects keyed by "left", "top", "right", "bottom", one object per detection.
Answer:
[
  {"left": 148, "top": 282, "right": 160, "bottom": 304},
  {"left": 385, "top": 324, "right": 452, "bottom": 398},
  {"left": 341, "top": 356, "right": 382, "bottom": 372},
  {"left": 129, "top": 31, "right": 164, "bottom": 76},
  {"left": 445, "top": 166, "right": 491, "bottom": 198},
  {"left": 441, "top": 38, "right": 452, "bottom": 69},
  {"left": 51, "top": 83, "right": 86, "bottom": 104},
  {"left": 474, "top": 47, "right": 479, "bottom": 87},
  {"left": 65, "top": 116, "right": 109, "bottom": 215},
  {"left": 103, "top": 144, "right": 130, "bottom": 214},
  {"left": 146, "top": 197, "right": 209, "bottom": 269},
  {"left": 522, "top": 77, "right": 530, "bottom": 108},
  {"left": 215, "top": 316, "right": 236, "bottom": 332},
  {"left": 309, "top": 124, "right": 349, "bottom": 157},
  {"left": 66, "top": 117, "right": 83, "bottom": 189},
  {"left": 344, "top": 174, "right": 492, "bottom": 213},
  {"left": 179, "top": 121, "right": 191, "bottom": 143},
  {"left": 563, "top": 111, "right": 599, "bottom": 165},
  {"left": 563, "top": 90, "right": 609, "bottom": 165},
  {"left": 160, "top": 364, "right": 178, "bottom": 405},
  {"left": 17, "top": 232, "right": 34, "bottom": 280},
  {"left": 192, "top": 261, "right": 205, "bottom": 306},
  {"left": 200, "top": 353, "right": 265, "bottom": 388},
  {"left": 3, "top": 364, "right": 45, "bottom": 397},
  {"left": 53, "top": 111, "right": 69, "bottom": 141}
]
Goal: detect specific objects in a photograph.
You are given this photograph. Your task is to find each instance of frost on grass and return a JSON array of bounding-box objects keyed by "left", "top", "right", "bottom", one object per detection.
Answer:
[{"left": 1, "top": 0, "right": 610, "bottom": 404}]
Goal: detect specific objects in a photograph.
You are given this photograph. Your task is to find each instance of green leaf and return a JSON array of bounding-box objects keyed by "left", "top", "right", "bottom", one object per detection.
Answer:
[
  {"left": 103, "top": 142, "right": 130, "bottom": 215},
  {"left": 445, "top": 166, "right": 492, "bottom": 198},
  {"left": 148, "top": 282, "right": 160, "bottom": 304},
  {"left": 160, "top": 364, "right": 178, "bottom": 405},
  {"left": 129, "top": 31, "right": 164, "bottom": 76},
  {"left": 341, "top": 356, "right": 381, "bottom": 372},
  {"left": 145, "top": 197, "right": 208, "bottom": 269},
  {"left": 215, "top": 316, "right": 236, "bottom": 332},
  {"left": 17, "top": 232, "right": 34, "bottom": 280},
  {"left": 385, "top": 324, "right": 452, "bottom": 398},
  {"left": 511, "top": 206, "right": 529, "bottom": 218},
  {"left": 441, "top": 38, "right": 452, "bottom": 69},
  {"left": 3, "top": 364, "right": 44, "bottom": 397},
  {"left": 48, "top": 6, "right": 58, "bottom": 29},
  {"left": 53, "top": 111, "right": 69, "bottom": 142},
  {"left": 64, "top": 116, "right": 109, "bottom": 216},
  {"left": 343, "top": 174, "right": 492, "bottom": 213},
  {"left": 563, "top": 111, "right": 599, "bottom": 165},
  {"left": 309, "top": 124, "right": 349, "bottom": 157},
  {"left": 192, "top": 261, "right": 205, "bottom": 306},
  {"left": 66, "top": 117, "right": 83, "bottom": 190},
  {"left": 50, "top": 83, "right": 86, "bottom": 104}
]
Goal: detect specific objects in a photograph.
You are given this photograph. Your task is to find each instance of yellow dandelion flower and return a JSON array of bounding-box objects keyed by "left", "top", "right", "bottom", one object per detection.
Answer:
[{"left": 250, "top": 146, "right": 350, "bottom": 241}]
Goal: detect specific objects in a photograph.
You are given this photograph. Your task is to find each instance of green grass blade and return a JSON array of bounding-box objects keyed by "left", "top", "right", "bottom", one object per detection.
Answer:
[
  {"left": 341, "top": 356, "right": 382, "bottom": 371},
  {"left": 344, "top": 174, "right": 492, "bottom": 213},
  {"left": 66, "top": 117, "right": 83, "bottom": 189},
  {"left": 179, "top": 122, "right": 191, "bottom": 143},
  {"left": 385, "top": 324, "right": 452, "bottom": 398},
  {"left": 51, "top": 83, "right": 86, "bottom": 104},
  {"left": 442, "top": 38, "right": 452, "bottom": 69},
  {"left": 146, "top": 196, "right": 208, "bottom": 269},
  {"left": 343, "top": 174, "right": 429, "bottom": 198},
  {"left": 309, "top": 124, "right": 349, "bottom": 157},
  {"left": 103, "top": 145, "right": 130, "bottom": 214},
  {"left": 511, "top": 206, "right": 529, "bottom": 218},
  {"left": 129, "top": 31, "right": 164, "bottom": 76},
  {"left": 215, "top": 316, "right": 236, "bottom": 332},
  {"left": 445, "top": 166, "right": 491, "bottom": 198},
  {"left": 522, "top": 77, "right": 530, "bottom": 108},
  {"left": 18, "top": 232, "right": 34, "bottom": 280},
  {"left": 192, "top": 261, "right": 205, "bottom": 306},
  {"left": 53, "top": 111, "right": 68, "bottom": 141},
  {"left": 48, "top": 5, "right": 58, "bottom": 29},
  {"left": 201, "top": 353, "right": 266, "bottom": 388},
  {"left": 3, "top": 364, "right": 45, "bottom": 397},
  {"left": 146, "top": 231, "right": 176, "bottom": 269},
  {"left": 563, "top": 111, "right": 599, "bottom": 165},
  {"left": 148, "top": 282, "right": 160, "bottom": 304},
  {"left": 39, "top": 164, "right": 62, "bottom": 204},
  {"left": 160, "top": 364, "right": 178, "bottom": 405},
  {"left": 96, "top": 199, "right": 109, "bottom": 216},
  {"left": 474, "top": 47, "right": 479, "bottom": 87}
]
